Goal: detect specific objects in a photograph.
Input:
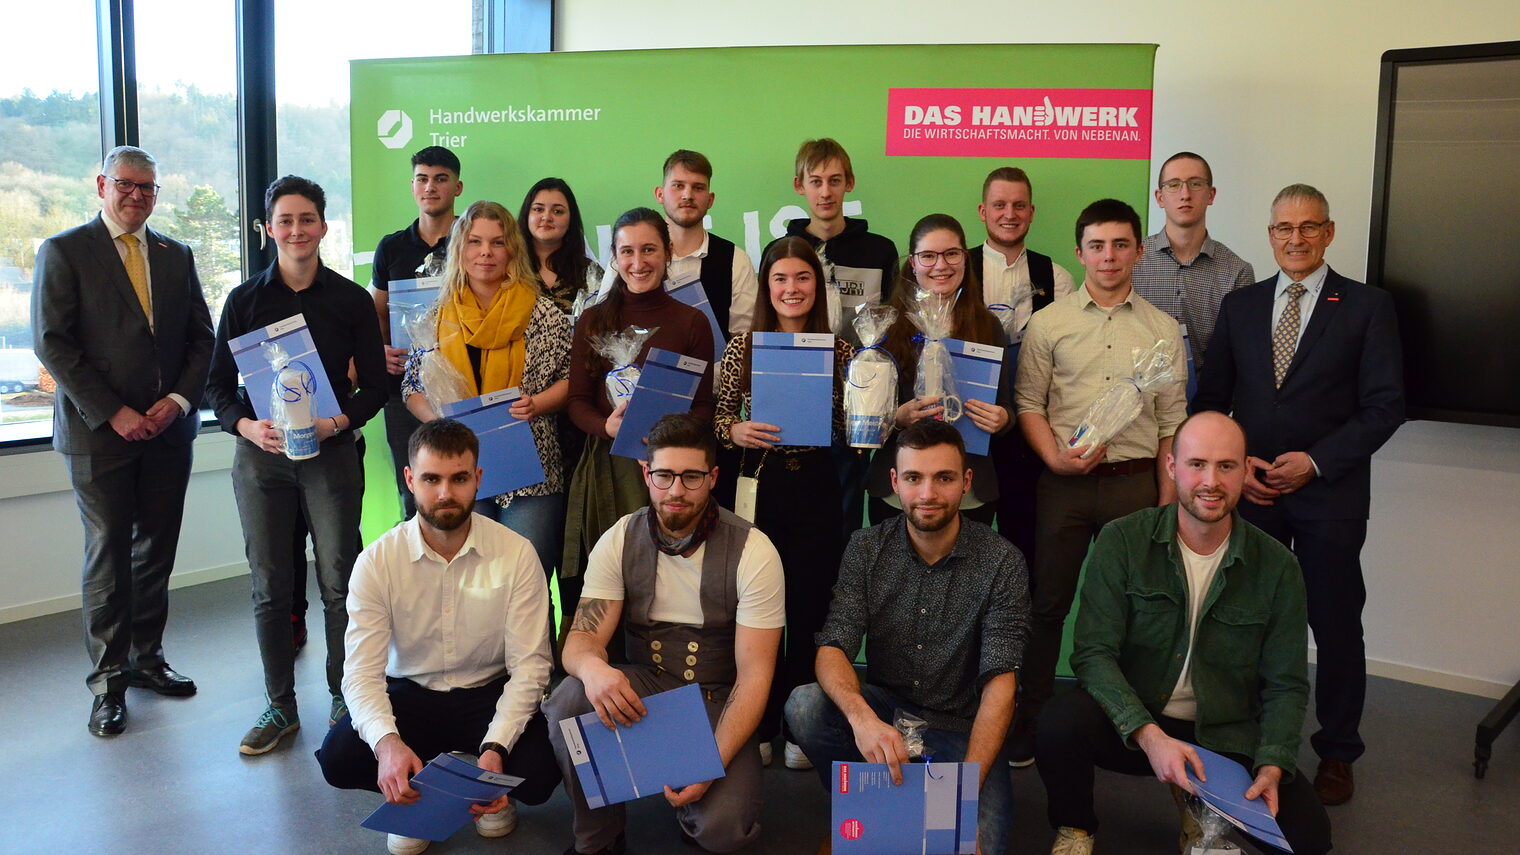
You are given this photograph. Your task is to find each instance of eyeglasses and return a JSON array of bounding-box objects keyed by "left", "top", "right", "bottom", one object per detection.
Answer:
[
  {"left": 1159, "top": 179, "right": 1211, "bottom": 194},
  {"left": 1268, "top": 221, "right": 1329, "bottom": 239},
  {"left": 102, "top": 175, "right": 161, "bottom": 198},
  {"left": 911, "top": 248, "right": 966, "bottom": 266},
  {"left": 647, "top": 468, "right": 711, "bottom": 490}
]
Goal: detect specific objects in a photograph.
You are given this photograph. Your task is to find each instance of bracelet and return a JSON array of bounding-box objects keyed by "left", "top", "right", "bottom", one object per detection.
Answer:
[{"left": 479, "top": 741, "right": 507, "bottom": 759}]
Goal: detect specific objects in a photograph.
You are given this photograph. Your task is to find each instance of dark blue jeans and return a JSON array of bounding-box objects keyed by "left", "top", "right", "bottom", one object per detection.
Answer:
[{"left": 785, "top": 682, "right": 1014, "bottom": 854}]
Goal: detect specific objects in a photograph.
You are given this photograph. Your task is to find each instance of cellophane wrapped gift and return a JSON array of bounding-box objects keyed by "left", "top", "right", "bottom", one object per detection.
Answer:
[
  {"left": 845, "top": 305, "right": 899, "bottom": 448},
  {"left": 905, "top": 288, "right": 962, "bottom": 422},
  {"left": 405, "top": 307, "right": 473, "bottom": 414},
  {"left": 1185, "top": 794, "right": 1240, "bottom": 854},
  {"left": 1067, "top": 338, "right": 1178, "bottom": 458},
  {"left": 590, "top": 325, "right": 659, "bottom": 406},
  {"left": 987, "top": 280, "right": 1032, "bottom": 341},
  {"left": 262, "top": 340, "right": 319, "bottom": 460}
]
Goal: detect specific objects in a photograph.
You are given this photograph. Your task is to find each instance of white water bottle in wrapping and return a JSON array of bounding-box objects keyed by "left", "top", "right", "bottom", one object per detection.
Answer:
[{"left": 276, "top": 360, "right": 320, "bottom": 460}]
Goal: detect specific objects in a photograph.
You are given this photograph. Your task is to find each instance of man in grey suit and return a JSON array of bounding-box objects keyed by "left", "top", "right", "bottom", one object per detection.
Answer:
[{"left": 32, "top": 146, "right": 215, "bottom": 737}]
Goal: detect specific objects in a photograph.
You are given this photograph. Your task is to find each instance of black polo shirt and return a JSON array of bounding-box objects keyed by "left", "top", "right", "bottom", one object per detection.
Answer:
[{"left": 370, "top": 219, "right": 449, "bottom": 291}]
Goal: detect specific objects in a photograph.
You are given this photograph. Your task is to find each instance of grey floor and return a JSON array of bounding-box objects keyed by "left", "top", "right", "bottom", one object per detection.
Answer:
[{"left": 2, "top": 577, "right": 1517, "bottom": 855}]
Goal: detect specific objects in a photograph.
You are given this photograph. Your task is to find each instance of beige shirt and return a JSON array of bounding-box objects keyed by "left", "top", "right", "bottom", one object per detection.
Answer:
[
  {"left": 1162, "top": 536, "right": 1227, "bottom": 721},
  {"left": 1014, "top": 285, "right": 1187, "bottom": 461}
]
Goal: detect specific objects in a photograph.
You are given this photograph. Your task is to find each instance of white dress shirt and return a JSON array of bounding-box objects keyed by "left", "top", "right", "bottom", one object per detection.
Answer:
[
  {"left": 1270, "top": 263, "right": 1330, "bottom": 348},
  {"left": 102, "top": 212, "right": 191, "bottom": 416},
  {"left": 342, "top": 513, "right": 553, "bottom": 753}
]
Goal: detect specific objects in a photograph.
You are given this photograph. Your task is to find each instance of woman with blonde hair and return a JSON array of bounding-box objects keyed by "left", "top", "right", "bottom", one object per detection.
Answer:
[{"left": 402, "top": 200, "right": 573, "bottom": 577}]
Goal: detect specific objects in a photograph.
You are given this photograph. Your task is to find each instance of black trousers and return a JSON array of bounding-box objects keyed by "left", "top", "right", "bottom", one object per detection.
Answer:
[
  {"left": 382, "top": 376, "right": 421, "bottom": 519},
  {"left": 316, "top": 675, "right": 561, "bottom": 807},
  {"left": 1241, "top": 503, "right": 1368, "bottom": 764},
  {"left": 1035, "top": 688, "right": 1331, "bottom": 855},
  {"left": 990, "top": 431, "right": 1042, "bottom": 566},
  {"left": 749, "top": 447, "right": 843, "bottom": 741}
]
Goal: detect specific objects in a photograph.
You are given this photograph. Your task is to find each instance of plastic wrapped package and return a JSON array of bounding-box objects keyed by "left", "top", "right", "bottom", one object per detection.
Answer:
[
  {"left": 894, "top": 708, "right": 930, "bottom": 762},
  {"left": 1066, "top": 339, "right": 1178, "bottom": 459},
  {"left": 905, "top": 288, "right": 963, "bottom": 423},
  {"left": 845, "top": 305, "right": 899, "bottom": 448},
  {"left": 987, "top": 280, "right": 1031, "bottom": 341},
  {"left": 262, "top": 340, "right": 319, "bottom": 460},
  {"left": 1185, "top": 794, "right": 1241, "bottom": 854},
  {"left": 590, "top": 325, "right": 659, "bottom": 406},
  {"left": 405, "top": 307, "right": 473, "bottom": 414}
]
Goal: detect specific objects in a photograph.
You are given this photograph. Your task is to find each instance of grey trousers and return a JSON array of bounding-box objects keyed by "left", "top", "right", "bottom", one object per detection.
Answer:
[
  {"left": 231, "top": 436, "right": 360, "bottom": 714},
  {"left": 66, "top": 439, "right": 193, "bottom": 695},
  {"left": 544, "top": 667, "right": 763, "bottom": 854}
]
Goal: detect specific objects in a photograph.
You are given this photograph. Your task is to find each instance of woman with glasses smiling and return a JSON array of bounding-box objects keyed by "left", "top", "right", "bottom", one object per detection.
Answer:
[
  {"left": 713, "top": 236, "right": 853, "bottom": 767},
  {"left": 866, "top": 213, "right": 1016, "bottom": 526}
]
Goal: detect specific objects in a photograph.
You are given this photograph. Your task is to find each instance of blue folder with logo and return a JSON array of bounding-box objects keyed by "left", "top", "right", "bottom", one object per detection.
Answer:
[
  {"left": 228, "top": 313, "right": 343, "bottom": 421},
  {"left": 943, "top": 338, "right": 1004, "bottom": 457},
  {"left": 1184, "top": 743, "right": 1292, "bottom": 852},
  {"left": 388, "top": 276, "right": 442, "bottom": 349},
  {"left": 360, "top": 752, "right": 524, "bottom": 842},
  {"left": 668, "top": 271, "right": 727, "bottom": 360},
  {"left": 438, "top": 387, "right": 545, "bottom": 496},
  {"left": 556, "top": 683, "right": 725, "bottom": 809},
  {"left": 751, "top": 331, "right": 835, "bottom": 447},
  {"left": 610, "top": 348, "right": 708, "bottom": 461},
  {"left": 831, "top": 761, "right": 979, "bottom": 854}
]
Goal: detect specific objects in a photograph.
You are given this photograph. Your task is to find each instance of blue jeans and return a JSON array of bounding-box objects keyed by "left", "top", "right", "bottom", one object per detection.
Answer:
[
  {"left": 474, "top": 492, "right": 565, "bottom": 583},
  {"left": 785, "top": 682, "right": 1014, "bottom": 854}
]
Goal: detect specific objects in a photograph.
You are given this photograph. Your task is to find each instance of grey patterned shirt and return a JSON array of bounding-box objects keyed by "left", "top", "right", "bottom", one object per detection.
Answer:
[
  {"left": 816, "top": 515, "right": 1030, "bottom": 733},
  {"left": 1132, "top": 231, "right": 1255, "bottom": 368}
]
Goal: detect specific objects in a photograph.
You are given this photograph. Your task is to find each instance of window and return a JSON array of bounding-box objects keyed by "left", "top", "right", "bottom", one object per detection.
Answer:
[
  {"left": 0, "top": 3, "right": 102, "bottom": 443},
  {"left": 274, "top": 0, "right": 474, "bottom": 283}
]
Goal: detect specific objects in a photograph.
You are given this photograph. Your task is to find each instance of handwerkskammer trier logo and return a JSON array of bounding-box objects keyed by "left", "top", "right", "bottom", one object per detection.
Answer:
[{"left": 377, "top": 109, "right": 413, "bottom": 149}]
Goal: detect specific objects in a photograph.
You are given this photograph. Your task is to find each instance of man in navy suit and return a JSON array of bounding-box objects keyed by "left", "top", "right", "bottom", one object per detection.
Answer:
[
  {"left": 1193, "top": 183, "right": 1404, "bottom": 806},
  {"left": 32, "top": 146, "right": 215, "bottom": 737}
]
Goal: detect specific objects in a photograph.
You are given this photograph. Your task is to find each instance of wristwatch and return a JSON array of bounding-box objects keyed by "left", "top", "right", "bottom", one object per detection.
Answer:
[{"left": 479, "top": 741, "right": 507, "bottom": 760}]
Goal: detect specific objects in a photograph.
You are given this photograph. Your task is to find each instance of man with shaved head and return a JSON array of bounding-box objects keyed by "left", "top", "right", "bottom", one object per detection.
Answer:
[{"left": 1033, "top": 412, "right": 1331, "bottom": 855}]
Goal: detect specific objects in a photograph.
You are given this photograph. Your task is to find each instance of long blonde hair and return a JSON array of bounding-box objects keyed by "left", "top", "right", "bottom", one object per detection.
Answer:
[{"left": 439, "top": 200, "right": 540, "bottom": 304}]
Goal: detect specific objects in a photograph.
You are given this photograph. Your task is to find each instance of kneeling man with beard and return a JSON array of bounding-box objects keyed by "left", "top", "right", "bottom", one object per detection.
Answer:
[
  {"left": 317, "top": 418, "right": 561, "bottom": 855},
  {"left": 785, "top": 417, "right": 1031, "bottom": 855}
]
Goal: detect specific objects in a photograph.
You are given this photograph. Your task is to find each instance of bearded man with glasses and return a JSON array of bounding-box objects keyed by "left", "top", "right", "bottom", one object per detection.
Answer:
[
  {"left": 32, "top": 145, "right": 215, "bottom": 737},
  {"left": 545, "top": 413, "right": 785, "bottom": 855}
]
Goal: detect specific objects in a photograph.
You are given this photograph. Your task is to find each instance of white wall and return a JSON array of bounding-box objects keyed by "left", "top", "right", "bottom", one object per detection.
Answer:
[{"left": 557, "top": 0, "right": 1520, "bottom": 697}]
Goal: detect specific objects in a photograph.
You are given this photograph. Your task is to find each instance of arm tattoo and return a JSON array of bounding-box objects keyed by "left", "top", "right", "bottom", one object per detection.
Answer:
[{"left": 570, "top": 598, "right": 612, "bottom": 635}]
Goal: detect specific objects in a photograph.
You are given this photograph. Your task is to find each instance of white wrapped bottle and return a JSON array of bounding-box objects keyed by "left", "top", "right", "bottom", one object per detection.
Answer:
[{"left": 275, "top": 360, "right": 320, "bottom": 460}]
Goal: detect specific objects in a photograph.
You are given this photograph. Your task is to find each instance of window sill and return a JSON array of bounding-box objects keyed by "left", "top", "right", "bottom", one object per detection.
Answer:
[{"left": 0, "top": 428, "right": 236, "bottom": 501}]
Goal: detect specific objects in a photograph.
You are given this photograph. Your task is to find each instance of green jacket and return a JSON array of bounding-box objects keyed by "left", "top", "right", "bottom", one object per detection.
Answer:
[{"left": 1070, "top": 504, "right": 1309, "bottom": 778}]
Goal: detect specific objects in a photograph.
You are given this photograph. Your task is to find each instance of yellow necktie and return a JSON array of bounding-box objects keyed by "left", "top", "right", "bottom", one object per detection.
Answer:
[{"left": 119, "top": 233, "right": 152, "bottom": 329}]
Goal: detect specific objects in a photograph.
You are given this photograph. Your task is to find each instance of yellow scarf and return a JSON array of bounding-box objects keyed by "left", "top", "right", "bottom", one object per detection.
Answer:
[{"left": 436, "top": 280, "right": 535, "bottom": 397}]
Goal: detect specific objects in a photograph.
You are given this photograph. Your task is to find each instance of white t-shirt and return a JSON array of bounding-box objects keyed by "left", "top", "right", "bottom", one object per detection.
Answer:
[
  {"left": 1162, "top": 537, "right": 1227, "bottom": 722},
  {"left": 581, "top": 512, "right": 786, "bottom": 630}
]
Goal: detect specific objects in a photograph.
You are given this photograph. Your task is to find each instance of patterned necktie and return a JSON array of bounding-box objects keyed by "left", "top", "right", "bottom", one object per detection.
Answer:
[
  {"left": 1272, "top": 282, "right": 1307, "bottom": 387},
  {"left": 119, "top": 233, "right": 153, "bottom": 330}
]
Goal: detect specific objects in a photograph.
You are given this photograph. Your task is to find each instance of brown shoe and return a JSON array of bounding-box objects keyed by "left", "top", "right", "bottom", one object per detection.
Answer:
[{"left": 1314, "top": 759, "right": 1354, "bottom": 805}]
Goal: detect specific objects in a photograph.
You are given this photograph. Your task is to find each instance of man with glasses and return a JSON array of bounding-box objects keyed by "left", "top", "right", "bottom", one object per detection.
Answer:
[
  {"left": 1011, "top": 199, "right": 1187, "bottom": 766},
  {"left": 1194, "top": 184, "right": 1404, "bottom": 806},
  {"left": 545, "top": 413, "right": 784, "bottom": 855},
  {"left": 785, "top": 417, "right": 1030, "bottom": 855},
  {"left": 32, "top": 145, "right": 215, "bottom": 736},
  {"left": 1133, "top": 152, "right": 1255, "bottom": 372}
]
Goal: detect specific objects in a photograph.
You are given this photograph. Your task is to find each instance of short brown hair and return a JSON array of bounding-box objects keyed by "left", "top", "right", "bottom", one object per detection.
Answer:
[
  {"left": 895, "top": 417, "right": 966, "bottom": 469},
  {"left": 794, "top": 138, "right": 854, "bottom": 183},
  {"left": 408, "top": 418, "right": 479, "bottom": 466},
  {"left": 645, "top": 413, "right": 717, "bottom": 467},
  {"left": 982, "top": 166, "right": 1032, "bottom": 201},
  {"left": 1158, "top": 151, "right": 1212, "bottom": 186},
  {"left": 663, "top": 149, "right": 713, "bottom": 181},
  {"left": 1075, "top": 198, "right": 1142, "bottom": 246}
]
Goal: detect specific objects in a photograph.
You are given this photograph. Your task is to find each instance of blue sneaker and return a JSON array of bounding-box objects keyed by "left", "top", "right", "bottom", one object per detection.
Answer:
[{"left": 239, "top": 705, "right": 299, "bottom": 755}]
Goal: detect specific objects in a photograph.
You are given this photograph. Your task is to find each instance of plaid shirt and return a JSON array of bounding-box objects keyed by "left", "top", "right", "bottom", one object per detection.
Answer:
[{"left": 1132, "top": 231, "right": 1255, "bottom": 368}]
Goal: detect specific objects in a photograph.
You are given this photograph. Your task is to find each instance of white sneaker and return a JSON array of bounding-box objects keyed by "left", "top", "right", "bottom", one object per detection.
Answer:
[
  {"left": 758, "top": 741, "right": 774, "bottom": 766},
  {"left": 784, "top": 741, "right": 813, "bottom": 770},
  {"left": 386, "top": 834, "right": 430, "bottom": 855},
  {"left": 476, "top": 799, "right": 517, "bottom": 838}
]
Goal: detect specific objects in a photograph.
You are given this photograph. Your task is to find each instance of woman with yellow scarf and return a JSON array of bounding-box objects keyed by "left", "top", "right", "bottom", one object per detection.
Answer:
[{"left": 402, "top": 200, "right": 573, "bottom": 579}]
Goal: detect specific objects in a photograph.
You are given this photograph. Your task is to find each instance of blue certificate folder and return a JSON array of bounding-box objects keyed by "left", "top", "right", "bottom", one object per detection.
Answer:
[
  {"left": 1184, "top": 743, "right": 1292, "bottom": 852},
  {"left": 228, "top": 313, "right": 343, "bottom": 421},
  {"left": 360, "top": 752, "right": 525, "bottom": 842},
  {"left": 610, "top": 348, "right": 709, "bottom": 461},
  {"left": 943, "top": 338, "right": 1004, "bottom": 457},
  {"left": 667, "top": 272, "right": 726, "bottom": 360},
  {"left": 751, "top": 331, "right": 835, "bottom": 447},
  {"left": 438, "top": 388, "right": 545, "bottom": 496},
  {"left": 831, "top": 761, "right": 979, "bottom": 855},
  {"left": 387, "top": 276, "right": 442, "bottom": 349},
  {"left": 557, "top": 683, "right": 726, "bottom": 809}
]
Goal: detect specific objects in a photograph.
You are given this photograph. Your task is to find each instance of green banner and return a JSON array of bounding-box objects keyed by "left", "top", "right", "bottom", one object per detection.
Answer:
[{"left": 349, "top": 43, "right": 1157, "bottom": 282}]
